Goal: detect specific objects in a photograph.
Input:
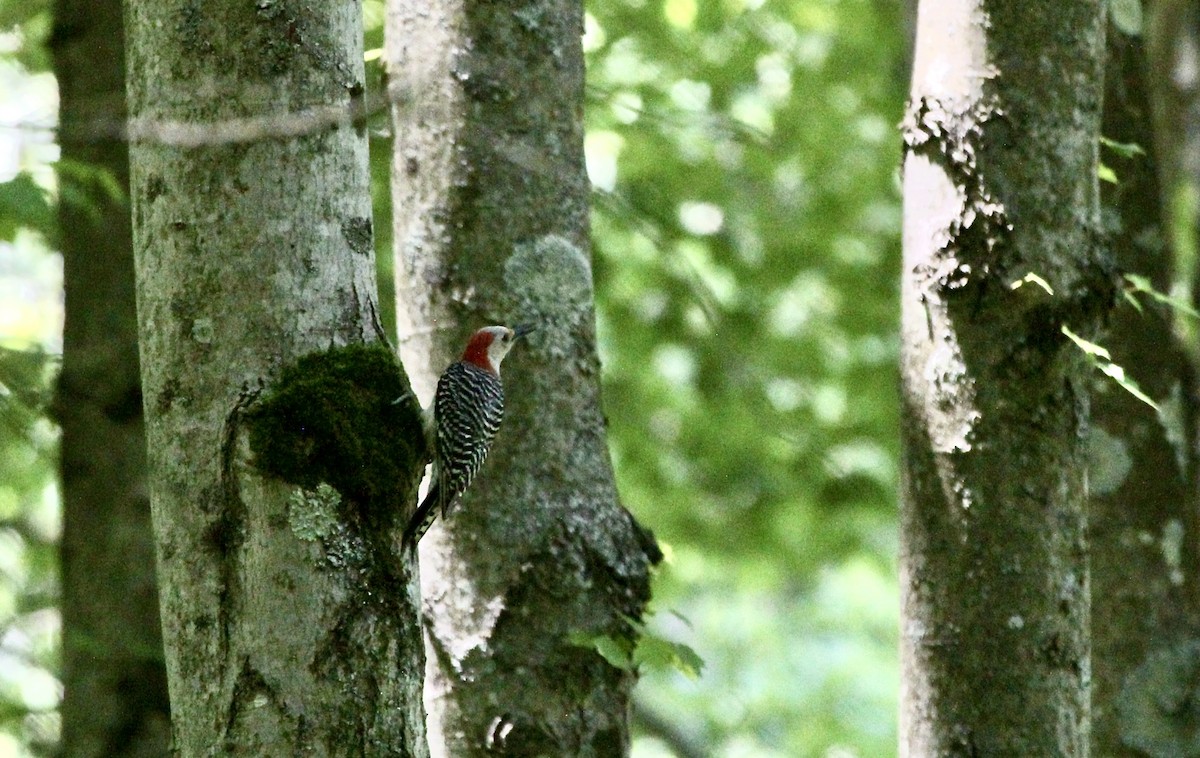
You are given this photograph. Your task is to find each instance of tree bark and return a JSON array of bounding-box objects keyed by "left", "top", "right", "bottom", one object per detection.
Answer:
[
  {"left": 899, "top": 1, "right": 1106, "bottom": 754},
  {"left": 386, "top": 2, "right": 659, "bottom": 755},
  {"left": 51, "top": 0, "right": 170, "bottom": 754},
  {"left": 1089, "top": 16, "right": 1200, "bottom": 757},
  {"left": 126, "top": 1, "right": 426, "bottom": 754}
]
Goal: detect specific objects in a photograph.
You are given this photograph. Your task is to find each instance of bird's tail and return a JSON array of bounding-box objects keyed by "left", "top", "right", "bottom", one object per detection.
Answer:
[{"left": 402, "top": 482, "right": 440, "bottom": 553}]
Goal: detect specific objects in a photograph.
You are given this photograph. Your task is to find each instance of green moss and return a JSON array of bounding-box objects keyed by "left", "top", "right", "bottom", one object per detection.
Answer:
[{"left": 247, "top": 343, "right": 426, "bottom": 522}]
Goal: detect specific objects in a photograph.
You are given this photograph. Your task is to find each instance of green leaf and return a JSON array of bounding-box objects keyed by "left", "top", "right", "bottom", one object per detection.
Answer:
[
  {"left": 1122, "top": 289, "right": 1144, "bottom": 313},
  {"left": 56, "top": 158, "right": 127, "bottom": 227},
  {"left": 567, "top": 631, "right": 635, "bottom": 670},
  {"left": 1097, "top": 163, "right": 1118, "bottom": 185},
  {"left": 57, "top": 158, "right": 125, "bottom": 205},
  {"left": 1009, "top": 272, "right": 1054, "bottom": 295},
  {"left": 572, "top": 611, "right": 705, "bottom": 679},
  {"left": 1062, "top": 325, "right": 1159, "bottom": 410},
  {"left": 1099, "top": 362, "right": 1159, "bottom": 410},
  {"left": 1100, "top": 136, "right": 1146, "bottom": 159},
  {"left": 1061, "top": 325, "right": 1111, "bottom": 360},
  {"left": 0, "top": 173, "right": 53, "bottom": 241},
  {"left": 1124, "top": 274, "right": 1200, "bottom": 319},
  {"left": 632, "top": 632, "right": 705, "bottom": 679},
  {"left": 593, "top": 635, "right": 635, "bottom": 670}
]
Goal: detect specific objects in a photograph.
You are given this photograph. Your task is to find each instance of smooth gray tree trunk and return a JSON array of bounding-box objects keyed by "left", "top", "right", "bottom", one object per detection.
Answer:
[
  {"left": 900, "top": 1, "right": 1106, "bottom": 754},
  {"left": 387, "top": 2, "right": 659, "bottom": 755},
  {"left": 1089, "top": 15, "right": 1200, "bottom": 757},
  {"left": 126, "top": 2, "right": 426, "bottom": 754},
  {"left": 52, "top": 0, "right": 170, "bottom": 754}
]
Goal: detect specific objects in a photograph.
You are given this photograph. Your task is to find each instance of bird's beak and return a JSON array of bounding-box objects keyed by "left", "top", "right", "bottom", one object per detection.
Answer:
[{"left": 513, "top": 323, "right": 536, "bottom": 339}]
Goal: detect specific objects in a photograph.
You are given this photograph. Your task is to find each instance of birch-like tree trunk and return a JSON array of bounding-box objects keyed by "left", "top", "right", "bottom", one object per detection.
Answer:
[
  {"left": 386, "top": 2, "right": 659, "bottom": 755},
  {"left": 126, "top": 2, "right": 426, "bottom": 754},
  {"left": 900, "top": 1, "right": 1106, "bottom": 753},
  {"left": 1089, "top": 14, "right": 1200, "bottom": 756},
  {"left": 53, "top": 0, "right": 170, "bottom": 754}
]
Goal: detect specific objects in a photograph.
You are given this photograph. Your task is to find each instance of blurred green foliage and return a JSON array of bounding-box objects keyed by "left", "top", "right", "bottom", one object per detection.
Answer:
[
  {"left": 0, "top": 0, "right": 905, "bottom": 754},
  {"left": 1, "top": 2, "right": 64, "bottom": 754},
  {"left": 579, "top": 1, "right": 904, "bottom": 754},
  {"left": 0, "top": 249, "right": 61, "bottom": 745}
]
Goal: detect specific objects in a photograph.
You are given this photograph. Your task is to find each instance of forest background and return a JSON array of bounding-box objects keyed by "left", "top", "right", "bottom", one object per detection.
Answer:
[{"left": 2, "top": 0, "right": 1177, "bottom": 755}]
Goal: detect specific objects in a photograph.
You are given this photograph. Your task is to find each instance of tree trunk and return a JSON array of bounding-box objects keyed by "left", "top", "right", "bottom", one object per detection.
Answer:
[
  {"left": 1089, "top": 15, "right": 1200, "bottom": 757},
  {"left": 899, "top": 1, "right": 1106, "bottom": 754},
  {"left": 386, "top": 2, "right": 659, "bottom": 755},
  {"left": 125, "top": 2, "right": 427, "bottom": 754},
  {"left": 51, "top": 0, "right": 171, "bottom": 754},
  {"left": 1150, "top": 0, "right": 1200, "bottom": 232}
]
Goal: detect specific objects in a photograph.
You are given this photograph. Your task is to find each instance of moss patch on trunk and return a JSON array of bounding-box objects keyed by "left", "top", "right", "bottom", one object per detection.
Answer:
[{"left": 247, "top": 342, "right": 426, "bottom": 523}]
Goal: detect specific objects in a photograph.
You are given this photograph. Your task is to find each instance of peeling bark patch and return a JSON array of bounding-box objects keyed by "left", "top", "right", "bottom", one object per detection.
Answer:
[
  {"left": 902, "top": 95, "right": 1012, "bottom": 294},
  {"left": 341, "top": 216, "right": 373, "bottom": 257}
]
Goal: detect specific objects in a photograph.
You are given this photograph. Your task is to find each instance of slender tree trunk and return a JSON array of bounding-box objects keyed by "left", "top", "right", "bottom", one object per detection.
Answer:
[
  {"left": 1150, "top": 0, "right": 1200, "bottom": 236},
  {"left": 387, "top": 2, "right": 659, "bottom": 755},
  {"left": 899, "top": 1, "right": 1106, "bottom": 754},
  {"left": 51, "top": 1, "right": 171, "bottom": 755},
  {"left": 1089, "top": 17, "right": 1200, "bottom": 756},
  {"left": 125, "top": 2, "right": 426, "bottom": 754}
]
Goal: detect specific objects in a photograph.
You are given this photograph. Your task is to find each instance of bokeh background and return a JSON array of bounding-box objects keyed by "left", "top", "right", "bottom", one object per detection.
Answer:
[{"left": 0, "top": 0, "right": 906, "bottom": 755}]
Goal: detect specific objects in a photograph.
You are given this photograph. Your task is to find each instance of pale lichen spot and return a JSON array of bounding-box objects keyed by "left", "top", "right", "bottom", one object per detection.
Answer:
[
  {"left": 192, "top": 318, "right": 214, "bottom": 344},
  {"left": 287, "top": 482, "right": 340, "bottom": 541},
  {"left": 1086, "top": 425, "right": 1131, "bottom": 496},
  {"left": 1161, "top": 519, "right": 1184, "bottom": 587},
  {"left": 1157, "top": 382, "right": 1187, "bottom": 473},
  {"left": 503, "top": 234, "right": 594, "bottom": 357}
]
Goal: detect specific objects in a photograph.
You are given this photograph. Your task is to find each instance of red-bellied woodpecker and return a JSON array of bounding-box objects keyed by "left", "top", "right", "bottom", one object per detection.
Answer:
[{"left": 402, "top": 324, "right": 534, "bottom": 550}]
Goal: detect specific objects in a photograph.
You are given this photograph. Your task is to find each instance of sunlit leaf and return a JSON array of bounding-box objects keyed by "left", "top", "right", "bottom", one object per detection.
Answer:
[
  {"left": 1124, "top": 274, "right": 1200, "bottom": 319},
  {"left": 1099, "top": 362, "right": 1159, "bottom": 410},
  {"left": 1061, "top": 325, "right": 1112, "bottom": 360},
  {"left": 1100, "top": 136, "right": 1146, "bottom": 159}
]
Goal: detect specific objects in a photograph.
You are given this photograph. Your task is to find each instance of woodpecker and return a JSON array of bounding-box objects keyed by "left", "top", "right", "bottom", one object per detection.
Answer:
[{"left": 402, "top": 323, "right": 534, "bottom": 550}]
